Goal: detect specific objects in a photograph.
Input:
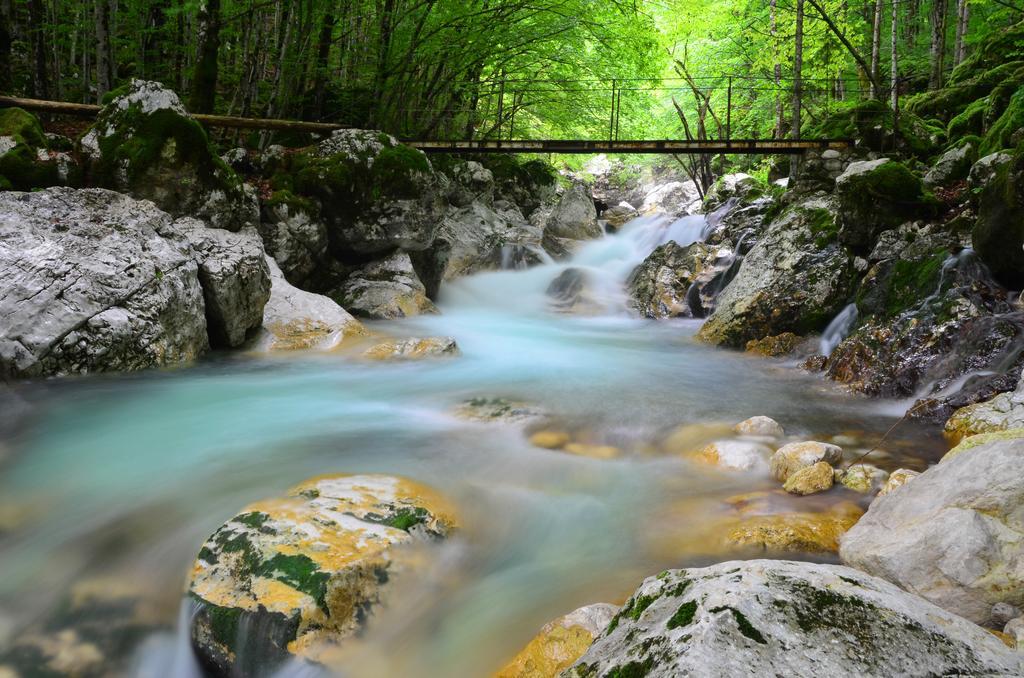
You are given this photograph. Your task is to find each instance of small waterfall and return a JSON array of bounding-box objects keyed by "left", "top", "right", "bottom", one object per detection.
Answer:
[
  {"left": 130, "top": 598, "right": 203, "bottom": 678},
  {"left": 820, "top": 303, "right": 859, "bottom": 357}
]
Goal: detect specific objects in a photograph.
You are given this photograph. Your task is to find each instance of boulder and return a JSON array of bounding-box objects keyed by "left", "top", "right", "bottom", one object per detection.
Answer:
[
  {"left": 702, "top": 173, "right": 761, "bottom": 212},
  {"left": 566, "top": 560, "right": 1023, "bottom": 677},
  {"left": 972, "top": 146, "right": 1024, "bottom": 286},
  {"left": 562, "top": 443, "right": 620, "bottom": 460},
  {"left": 833, "top": 159, "right": 929, "bottom": 252},
  {"left": 256, "top": 256, "right": 365, "bottom": 351},
  {"left": 626, "top": 241, "right": 715, "bottom": 318},
  {"left": 188, "top": 474, "right": 457, "bottom": 676},
  {"left": 546, "top": 269, "right": 601, "bottom": 315},
  {"left": 602, "top": 203, "right": 638, "bottom": 230},
  {"left": 80, "top": 80, "right": 255, "bottom": 231},
  {"left": 690, "top": 441, "right": 772, "bottom": 473},
  {"left": 496, "top": 604, "right": 617, "bottom": 678},
  {"left": 175, "top": 220, "right": 270, "bottom": 347},
  {"left": 924, "top": 142, "right": 979, "bottom": 187},
  {"left": 362, "top": 336, "right": 459, "bottom": 361},
  {"left": 444, "top": 160, "right": 495, "bottom": 207},
  {"left": 769, "top": 441, "right": 843, "bottom": 482},
  {"left": 454, "top": 397, "right": 545, "bottom": 424},
  {"left": 286, "top": 129, "right": 445, "bottom": 255},
  {"left": 639, "top": 181, "right": 700, "bottom": 215},
  {"left": 413, "top": 201, "right": 543, "bottom": 296},
  {"left": 945, "top": 429, "right": 1024, "bottom": 461},
  {"left": 725, "top": 501, "right": 864, "bottom": 554},
  {"left": 945, "top": 372, "right": 1024, "bottom": 443},
  {"left": 0, "top": 188, "right": 208, "bottom": 378},
  {"left": 0, "top": 107, "right": 75, "bottom": 190},
  {"left": 840, "top": 438, "right": 1024, "bottom": 625},
  {"left": 733, "top": 416, "right": 784, "bottom": 438},
  {"left": 334, "top": 251, "right": 437, "bottom": 320},
  {"left": 529, "top": 430, "right": 572, "bottom": 449},
  {"left": 744, "top": 333, "right": 799, "bottom": 357},
  {"left": 696, "top": 196, "right": 856, "bottom": 348},
  {"left": 544, "top": 184, "right": 601, "bottom": 241},
  {"left": 258, "top": 192, "right": 329, "bottom": 288},
  {"left": 783, "top": 461, "right": 834, "bottom": 495}
]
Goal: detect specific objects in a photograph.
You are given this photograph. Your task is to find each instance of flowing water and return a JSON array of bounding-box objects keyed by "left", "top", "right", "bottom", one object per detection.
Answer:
[{"left": 0, "top": 213, "right": 946, "bottom": 677}]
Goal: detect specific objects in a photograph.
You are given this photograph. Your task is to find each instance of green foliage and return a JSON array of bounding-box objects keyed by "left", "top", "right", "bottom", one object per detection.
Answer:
[
  {"left": 0, "top": 108, "right": 47, "bottom": 147},
  {"left": 982, "top": 88, "right": 1024, "bottom": 154}
]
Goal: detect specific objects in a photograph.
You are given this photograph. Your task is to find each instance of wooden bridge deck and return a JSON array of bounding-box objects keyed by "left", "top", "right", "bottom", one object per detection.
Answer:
[
  {"left": 406, "top": 139, "right": 851, "bottom": 155},
  {"left": 0, "top": 96, "right": 851, "bottom": 155}
]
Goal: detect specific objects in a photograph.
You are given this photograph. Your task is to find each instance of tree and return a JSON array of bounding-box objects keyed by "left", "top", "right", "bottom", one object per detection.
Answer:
[
  {"left": 929, "top": 0, "right": 950, "bottom": 89},
  {"left": 190, "top": 0, "right": 221, "bottom": 114}
]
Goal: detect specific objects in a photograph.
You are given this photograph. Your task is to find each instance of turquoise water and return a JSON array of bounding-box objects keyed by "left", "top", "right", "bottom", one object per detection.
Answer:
[{"left": 0, "top": 215, "right": 943, "bottom": 677}]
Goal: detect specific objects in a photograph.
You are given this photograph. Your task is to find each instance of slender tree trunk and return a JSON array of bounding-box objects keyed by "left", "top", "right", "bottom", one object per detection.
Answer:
[
  {"left": 95, "top": 0, "right": 113, "bottom": 102},
  {"left": 954, "top": 0, "right": 969, "bottom": 67},
  {"left": 174, "top": 0, "right": 185, "bottom": 91},
  {"left": 313, "top": 10, "right": 336, "bottom": 119},
  {"left": 29, "top": 0, "right": 49, "bottom": 99},
  {"left": 891, "top": 0, "right": 899, "bottom": 111},
  {"left": 191, "top": 0, "right": 221, "bottom": 113},
  {"left": 791, "top": 0, "right": 804, "bottom": 182},
  {"left": 0, "top": 0, "right": 12, "bottom": 93},
  {"left": 870, "top": 0, "right": 883, "bottom": 98},
  {"left": 929, "top": 0, "right": 949, "bottom": 90},
  {"left": 771, "top": 0, "right": 783, "bottom": 138},
  {"left": 143, "top": 0, "right": 170, "bottom": 83}
]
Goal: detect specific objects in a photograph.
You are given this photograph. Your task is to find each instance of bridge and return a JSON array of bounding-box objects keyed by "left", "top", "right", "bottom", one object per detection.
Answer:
[{"left": 0, "top": 74, "right": 859, "bottom": 155}]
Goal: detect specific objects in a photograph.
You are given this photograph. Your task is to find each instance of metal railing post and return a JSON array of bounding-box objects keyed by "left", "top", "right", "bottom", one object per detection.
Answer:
[
  {"left": 609, "top": 79, "right": 617, "bottom": 143},
  {"left": 496, "top": 78, "right": 505, "bottom": 140},
  {"left": 726, "top": 76, "right": 733, "bottom": 141}
]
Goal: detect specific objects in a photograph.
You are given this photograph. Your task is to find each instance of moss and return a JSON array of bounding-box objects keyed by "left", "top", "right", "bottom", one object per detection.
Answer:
[
  {"left": 197, "top": 546, "right": 219, "bottom": 564},
  {"left": 807, "top": 100, "right": 941, "bottom": 157},
  {"left": 255, "top": 553, "right": 331, "bottom": 613},
  {"left": 946, "top": 428, "right": 1024, "bottom": 458},
  {"left": 710, "top": 606, "right": 767, "bottom": 644},
  {"left": 950, "top": 22, "right": 1024, "bottom": 85},
  {"left": 265, "top": 189, "right": 317, "bottom": 216},
  {"left": 608, "top": 591, "right": 659, "bottom": 633},
  {"left": 982, "top": 88, "right": 1024, "bottom": 155},
  {"left": 0, "top": 144, "right": 60, "bottom": 191},
  {"left": 948, "top": 97, "right": 988, "bottom": 140},
  {"left": 666, "top": 601, "right": 698, "bottom": 630},
  {"left": 882, "top": 250, "right": 948, "bottom": 318},
  {"left": 0, "top": 107, "right": 47, "bottom": 147},
  {"left": 606, "top": 658, "right": 654, "bottom": 678},
  {"left": 235, "top": 511, "right": 270, "bottom": 529},
  {"left": 362, "top": 506, "right": 430, "bottom": 531},
  {"left": 200, "top": 599, "right": 244, "bottom": 648},
  {"left": 805, "top": 207, "right": 839, "bottom": 248}
]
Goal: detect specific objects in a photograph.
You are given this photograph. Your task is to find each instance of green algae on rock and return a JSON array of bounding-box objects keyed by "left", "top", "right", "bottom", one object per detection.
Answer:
[
  {"left": 188, "top": 474, "right": 457, "bottom": 676},
  {"left": 564, "top": 560, "right": 1022, "bottom": 678}
]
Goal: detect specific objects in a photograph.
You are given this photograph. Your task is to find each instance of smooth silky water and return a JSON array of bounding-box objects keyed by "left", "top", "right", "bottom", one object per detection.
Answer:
[{"left": 0, "top": 213, "right": 945, "bottom": 677}]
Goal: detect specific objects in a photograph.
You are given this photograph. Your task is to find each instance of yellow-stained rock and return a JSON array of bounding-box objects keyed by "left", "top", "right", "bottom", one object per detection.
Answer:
[
  {"left": 362, "top": 336, "right": 460, "bottom": 360},
  {"left": 693, "top": 440, "right": 772, "bottom": 473},
  {"left": 563, "top": 443, "right": 619, "bottom": 459},
  {"left": 769, "top": 441, "right": 843, "bottom": 481},
  {"left": 988, "top": 629, "right": 1017, "bottom": 649},
  {"left": 783, "top": 461, "right": 835, "bottom": 495},
  {"left": 877, "top": 468, "right": 920, "bottom": 496},
  {"left": 660, "top": 422, "right": 734, "bottom": 455},
  {"left": 835, "top": 464, "right": 890, "bottom": 493},
  {"left": 733, "top": 415, "right": 785, "bottom": 438},
  {"left": 529, "top": 431, "right": 572, "bottom": 450},
  {"left": 726, "top": 501, "right": 864, "bottom": 554},
  {"left": 494, "top": 603, "right": 617, "bottom": 678},
  {"left": 942, "top": 429, "right": 1024, "bottom": 462},
  {"left": 745, "top": 333, "right": 800, "bottom": 357},
  {"left": 188, "top": 474, "right": 458, "bottom": 675}
]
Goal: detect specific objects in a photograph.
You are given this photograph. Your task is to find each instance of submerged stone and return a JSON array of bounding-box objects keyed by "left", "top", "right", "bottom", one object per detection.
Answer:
[
  {"left": 565, "top": 560, "right": 1023, "bottom": 677},
  {"left": 188, "top": 474, "right": 457, "bottom": 676},
  {"left": 769, "top": 441, "right": 843, "bottom": 482},
  {"left": 733, "top": 416, "right": 785, "bottom": 438},
  {"left": 362, "top": 337, "right": 460, "bottom": 361},
  {"left": 782, "top": 461, "right": 834, "bottom": 495},
  {"left": 726, "top": 501, "right": 863, "bottom": 554},
  {"left": 495, "top": 603, "right": 617, "bottom": 678},
  {"left": 877, "top": 468, "right": 920, "bottom": 496}
]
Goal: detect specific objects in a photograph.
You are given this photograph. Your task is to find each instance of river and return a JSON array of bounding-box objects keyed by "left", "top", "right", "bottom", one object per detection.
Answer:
[{"left": 0, "top": 212, "right": 946, "bottom": 677}]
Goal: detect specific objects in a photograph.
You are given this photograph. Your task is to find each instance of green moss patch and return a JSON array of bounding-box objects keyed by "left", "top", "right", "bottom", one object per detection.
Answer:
[
  {"left": 982, "top": 88, "right": 1024, "bottom": 155},
  {"left": 710, "top": 606, "right": 767, "bottom": 644},
  {"left": 255, "top": 553, "right": 331, "bottom": 612},
  {"left": 0, "top": 108, "right": 46, "bottom": 147},
  {"left": 666, "top": 601, "right": 698, "bottom": 630}
]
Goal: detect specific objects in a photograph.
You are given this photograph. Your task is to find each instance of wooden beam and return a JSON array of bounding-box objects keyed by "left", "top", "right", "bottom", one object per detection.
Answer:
[{"left": 0, "top": 95, "right": 350, "bottom": 133}]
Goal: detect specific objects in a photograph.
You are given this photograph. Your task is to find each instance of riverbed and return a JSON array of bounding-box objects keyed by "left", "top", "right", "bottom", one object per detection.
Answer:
[{"left": 0, "top": 214, "right": 946, "bottom": 677}]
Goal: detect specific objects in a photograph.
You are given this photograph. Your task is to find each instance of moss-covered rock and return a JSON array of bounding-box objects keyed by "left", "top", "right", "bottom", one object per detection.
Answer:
[
  {"left": 808, "top": 99, "right": 943, "bottom": 157},
  {"left": 833, "top": 159, "right": 931, "bottom": 251},
  {"left": 275, "top": 129, "right": 445, "bottom": 256},
  {"left": 982, "top": 87, "right": 1024, "bottom": 155},
  {"left": 188, "top": 474, "right": 457, "bottom": 676},
  {"left": 79, "top": 80, "right": 256, "bottom": 231},
  {"left": 972, "top": 144, "right": 1024, "bottom": 286},
  {"left": 948, "top": 97, "right": 988, "bottom": 139},
  {"left": 696, "top": 195, "right": 856, "bottom": 348},
  {"left": 0, "top": 107, "right": 76, "bottom": 191},
  {"left": 566, "top": 560, "right": 1023, "bottom": 677}
]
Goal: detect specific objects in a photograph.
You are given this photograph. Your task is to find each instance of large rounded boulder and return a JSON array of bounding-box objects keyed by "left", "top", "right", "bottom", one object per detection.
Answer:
[
  {"left": 0, "top": 188, "right": 209, "bottom": 378},
  {"left": 566, "top": 560, "right": 1022, "bottom": 677},
  {"left": 281, "top": 129, "right": 446, "bottom": 256},
  {"left": 188, "top": 474, "right": 457, "bottom": 676},
  {"left": 79, "top": 80, "right": 256, "bottom": 231},
  {"left": 972, "top": 147, "right": 1024, "bottom": 287}
]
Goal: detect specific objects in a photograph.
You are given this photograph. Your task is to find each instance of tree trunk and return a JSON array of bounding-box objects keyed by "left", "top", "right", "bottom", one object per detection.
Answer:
[
  {"left": 29, "top": 0, "right": 49, "bottom": 99},
  {"left": 94, "top": 0, "right": 113, "bottom": 102},
  {"left": 954, "top": 0, "right": 970, "bottom": 67},
  {"left": 870, "top": 0, "right": 883, "bottom": 98},
  {"left": 190, "top": 0, "right": 221, "bottom": 113},
  {"left": 143, "top": 0, "right": 170, "bottom": 83},
  {"left": 311, "top": 10, "right": 336, "bottom": 119},
  {"left": 771, "top": 0, "right": 783, "bottom": 138},
  {"left": 929, "top": 0, "right": 949, "bottom": 90},
  {"left": 891, "top": 0, "right": 899, "bottom": 111},
  {"left": 791, "top": 0, "right": 804, "bottom": 182},
  {"left": 0, "top": 0, "right": 12, "bottom": 93}
]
